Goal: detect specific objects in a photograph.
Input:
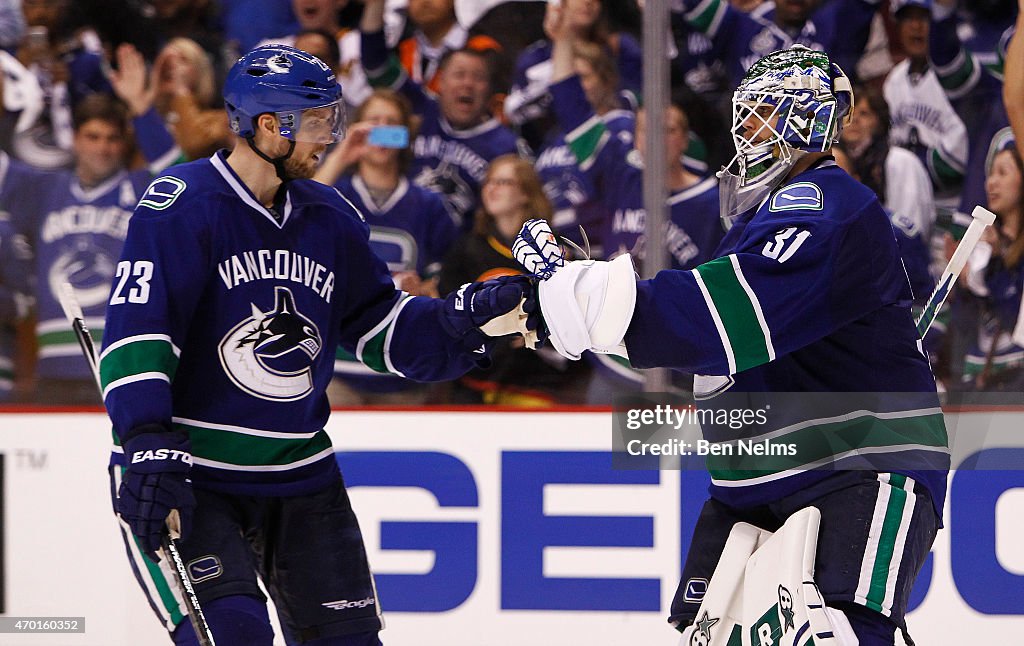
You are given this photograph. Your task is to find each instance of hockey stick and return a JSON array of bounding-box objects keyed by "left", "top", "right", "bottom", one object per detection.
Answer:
[
  {"left": 56, "top": 282, "right": 217, "bottom": 646},
  {"left": 915, "top": 205, "right": 997, "bottom": 338}
]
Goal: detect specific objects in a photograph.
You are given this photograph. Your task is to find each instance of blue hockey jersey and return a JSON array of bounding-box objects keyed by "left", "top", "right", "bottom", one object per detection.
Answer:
[
  {"left": 504, "top": 37, "right": 643, "bottom": 129},
  {"left": 677, "top": 0, "right": 880, "bottom": 86},
  {"left": 22, "top": 168, "right": 153, "bottom": 380},
  {"left": 330, "top": 174, "right": 457, "bottom": 391},
  {"left": 10, "top": 108, "right": 180, "bottom": 381},
  {"left": 534, "top": 110, "right": 634, "bottom": 255},
  {"left": 624, "top": 162, "right": 949, "bottom": 514},
  {"left": 550, "top": 76, "right": 724, "bottom": 270},
  {"left": 101, "top": 152, "right": 485, "bottom": 496},
  {"left": 361, "top": 28, "right": 523, "bottom": 228}
]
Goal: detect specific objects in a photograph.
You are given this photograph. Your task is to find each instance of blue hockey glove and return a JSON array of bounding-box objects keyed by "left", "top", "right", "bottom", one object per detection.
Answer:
[
  {"left": 117, "top": 424, "right": 195, "bottom": 561},
  {"left": 440, "top": 275, "right": 544, "bottom": 352}
]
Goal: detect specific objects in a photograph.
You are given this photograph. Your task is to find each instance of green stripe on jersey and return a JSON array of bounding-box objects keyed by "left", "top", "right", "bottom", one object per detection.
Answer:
[
  {"left": 567, "top": 119, "right": 607, "bottom": 170},
  {"left": 695, "top": 256, "right": 772, "bottom": 372},
  {"left": 359, "top": 325, "right": 389, "bottom": 374},
  {"left": 937, "top": 52, "right": 976, "bottom": 93},
  {"left": 366, "top": 55, "right": 406, "bottom": 89},
  {"left": 175, "top": 421, "right": 333, "bottom": 468},
  {"left": 929, "top": 148, "right": 964, "bottom": 187},
  {"left": 865, "top": 474, "right": 908, "bottom": 613},
  {"left": 707, "top": 412, "right": 947, "bottom": 481},
  {"left": 686, "top": 0, "right": 726, "bottom": 35},
  {"left": 354, "top": 294, "right": 412, "bottom": 376},
  {"left": 100, "top": 339, "right": 179, "bottom": 390}
]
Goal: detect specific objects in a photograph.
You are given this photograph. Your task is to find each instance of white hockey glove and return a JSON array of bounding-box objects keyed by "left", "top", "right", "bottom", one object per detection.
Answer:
[{"left": 513, "top": 219, "right": 637, "bottom": 361}]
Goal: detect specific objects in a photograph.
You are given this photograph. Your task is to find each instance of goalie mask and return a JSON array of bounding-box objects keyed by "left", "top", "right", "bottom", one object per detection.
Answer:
[{"left": 718, "top": 45, "right": 853, "bottom": 225}]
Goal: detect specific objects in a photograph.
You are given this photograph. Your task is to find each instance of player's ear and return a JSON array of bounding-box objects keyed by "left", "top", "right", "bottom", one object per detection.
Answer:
[{"left": 255, "top": 113, "right": 278, "bottom": 138}]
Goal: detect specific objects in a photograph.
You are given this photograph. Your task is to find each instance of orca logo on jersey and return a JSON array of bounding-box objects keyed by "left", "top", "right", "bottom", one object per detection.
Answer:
[{"left": 218, "top": 286, "right": 323, "bottom": 401}]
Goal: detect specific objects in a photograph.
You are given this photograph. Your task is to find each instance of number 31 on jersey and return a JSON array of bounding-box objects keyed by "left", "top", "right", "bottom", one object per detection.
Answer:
[{"left": 762, "top": 227, "right": 811, "bottom": 263}]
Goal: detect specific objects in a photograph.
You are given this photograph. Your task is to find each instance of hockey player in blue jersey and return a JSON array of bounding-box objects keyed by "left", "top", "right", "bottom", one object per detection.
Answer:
[
  {"left": 516, "top": 46, "right": 948, "bottom": 645},
  {"left": 101, "top": 45, "right": 536, "bottom": 646}
]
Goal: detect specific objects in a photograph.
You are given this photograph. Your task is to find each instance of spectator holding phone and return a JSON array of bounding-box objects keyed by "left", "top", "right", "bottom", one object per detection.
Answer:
[
  {"left": 315, "top": 89, "right": 457, "bottom": 405},
  {"left": 360, "top": 0, "right": 523, "bottom": 229}
]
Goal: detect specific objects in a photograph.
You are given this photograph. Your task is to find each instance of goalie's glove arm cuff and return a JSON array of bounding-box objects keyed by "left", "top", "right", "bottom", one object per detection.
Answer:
[
  {"left": 623, "top": 272, "right": 732, "bottom": 375},
  {"left": 538, "top": 255, "right": 637, "bottom": 360}
]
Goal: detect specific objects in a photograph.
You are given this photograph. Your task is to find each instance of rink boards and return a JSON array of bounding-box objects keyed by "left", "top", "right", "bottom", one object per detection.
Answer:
[{"left": 0, "top": 409, "right": 1021, "bottom": 644}]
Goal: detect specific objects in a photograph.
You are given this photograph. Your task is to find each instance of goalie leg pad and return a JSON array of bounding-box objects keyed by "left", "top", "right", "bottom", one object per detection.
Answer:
[
  {"left": 680, "top": 506, "right": 862, "bottom": 646},
  {"left": 538, "top": 254, "right": 637, "bottom": 360}
]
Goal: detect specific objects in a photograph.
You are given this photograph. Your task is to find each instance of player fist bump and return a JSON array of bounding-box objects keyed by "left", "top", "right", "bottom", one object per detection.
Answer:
[
  {"left": 440, "top": 275, "right": 542, "bottom": 352},
  {"left": 117, "top": 424, "right": 196, "bottom": 561},
  {"left": 513, "top": 220, "right": 637, "bottom": 361}
]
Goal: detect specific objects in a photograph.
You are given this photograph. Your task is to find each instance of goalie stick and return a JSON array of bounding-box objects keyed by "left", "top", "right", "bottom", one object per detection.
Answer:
[
  {"left": 56, "top": 282, "right": 217, "bottom": 646},
  {"left": 915, "top": 205, "right": 996, "bottom": 338}
]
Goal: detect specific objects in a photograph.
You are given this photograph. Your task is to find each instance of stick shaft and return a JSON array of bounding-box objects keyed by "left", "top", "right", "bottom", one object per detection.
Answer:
[
  {"left": 56, "top": 283, "right": 216, "bottom": 645},
  {"left": 915, "top": 206, "right": 996, "bottom": 337}
]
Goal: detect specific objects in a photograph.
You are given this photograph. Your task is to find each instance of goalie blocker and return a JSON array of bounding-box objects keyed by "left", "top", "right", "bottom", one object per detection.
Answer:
[{"left": 674, "top": 471, "right": 938, "bottom": 646}]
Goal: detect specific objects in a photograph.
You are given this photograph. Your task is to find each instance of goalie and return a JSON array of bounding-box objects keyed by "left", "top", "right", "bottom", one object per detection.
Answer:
[{"left": 514, "top": 46, "right": 949, "bottom": 645}]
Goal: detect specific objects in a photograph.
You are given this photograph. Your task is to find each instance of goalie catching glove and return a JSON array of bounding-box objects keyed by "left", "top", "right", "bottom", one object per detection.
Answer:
[{"left": 513, "top": 219, "right": 637, "bottom": 360}]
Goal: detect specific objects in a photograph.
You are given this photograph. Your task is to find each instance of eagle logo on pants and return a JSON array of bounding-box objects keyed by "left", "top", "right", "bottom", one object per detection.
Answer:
[{"left": 218, "top": 286, "right": 322, "bottom": 401}]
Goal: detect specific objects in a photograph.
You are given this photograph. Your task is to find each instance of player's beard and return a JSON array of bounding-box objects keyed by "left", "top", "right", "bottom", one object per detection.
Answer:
[{"left": 282, "top": 154, "right": 318, "bottom": 181}]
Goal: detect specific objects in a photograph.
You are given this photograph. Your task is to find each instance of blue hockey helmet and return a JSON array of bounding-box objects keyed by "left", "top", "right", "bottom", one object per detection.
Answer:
[{"left": 223, "top": 44, "right": 345, "bottom": 144}]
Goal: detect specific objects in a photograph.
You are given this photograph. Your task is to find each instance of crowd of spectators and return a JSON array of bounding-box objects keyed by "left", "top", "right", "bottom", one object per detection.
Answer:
[{"left": 0, "top": 0, "right": 1021, "bottom": 406}]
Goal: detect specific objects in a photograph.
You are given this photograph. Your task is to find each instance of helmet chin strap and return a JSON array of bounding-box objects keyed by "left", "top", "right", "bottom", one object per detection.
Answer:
[{"left": 245, "top": 135, "right": 296, "bottom": 183}]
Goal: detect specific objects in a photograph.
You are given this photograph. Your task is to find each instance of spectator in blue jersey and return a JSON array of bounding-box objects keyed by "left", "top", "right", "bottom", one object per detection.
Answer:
[
  {"left": 440, "top": 154, "right": 588, "bottom": 405},
  {"left": 548, "top": 8, "right": 724, "bottom": 272},
  {"left": 504, "top": 0, "right": 642, "bottom": 151},
  {"left": 360, "top": 0, "right": 523, "bottom": 230},
  {"left": 960, "top": 143, "right": 1024, "bottom": 390},
  {"left": 314, "top": 89, "right": 457, "bottom": 405},
  {"left": 534, "top": 37, "right": 634, "bottom": 256},
  {"left": 13, "top": 93, "right": 179, "bottom": 405},
  {"left": 672, "top": 0, "right": 883, "bottom": 89},
  {"left": 548, "top": 13, "right": 725, "bottom": 399},
  {"left": 519, "top": 45, "right": 947, "bottom": 645},
  {"left": 101, "top": 45, "right": 535, "bottom": 645}
]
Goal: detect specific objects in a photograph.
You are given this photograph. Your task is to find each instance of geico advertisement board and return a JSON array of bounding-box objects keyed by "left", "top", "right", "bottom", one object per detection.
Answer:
[{"left": 0, "top": 411, "right": 1021, "bottom": 644}]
